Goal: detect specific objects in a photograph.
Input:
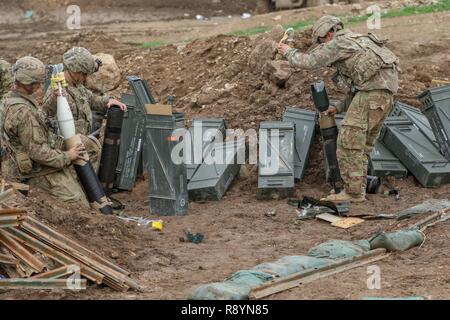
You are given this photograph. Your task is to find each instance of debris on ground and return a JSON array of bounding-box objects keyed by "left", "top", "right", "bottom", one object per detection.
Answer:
[
  {"left": 315, "top": 213, "right": 365, "bottom": 229},
  {"left": 183, "top": 231, "right": 204, "bottom": 244},
  {"left": 118, "top": 216, "right": 164, "bottom": 231},
  {"left": 1, "top": 0, "right": 450, "bottom": 300},
  {"left": 0, "top": 186, "right": 144, "bottom": 292},
  {"left": 189, "top": 205, "right": 447, "bottom": 300}
]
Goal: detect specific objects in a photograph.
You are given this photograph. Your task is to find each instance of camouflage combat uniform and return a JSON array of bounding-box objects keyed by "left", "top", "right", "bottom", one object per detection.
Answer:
[
  {"left": 285, "top": 29, "right": 399, "bottom": 196},
  {"left": 1, "top": 91, "right": 89, "bottom": 207},
  {"left": 42, "top": 84, "right": 108, "bottom": 168},
  {"left": 0, "top": 59, "right": 13, "bottom": 98},
  {"left": 42, "top": 84, "right": 109, "bottom": 137},
  {"left": 42, "top": 47, "right": 109, "bottom": 169}
]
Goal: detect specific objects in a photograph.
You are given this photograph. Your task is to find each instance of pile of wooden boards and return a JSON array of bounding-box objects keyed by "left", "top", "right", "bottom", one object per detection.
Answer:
[{"left": 0, "top": 201, "right": 142, "bottom": 292}]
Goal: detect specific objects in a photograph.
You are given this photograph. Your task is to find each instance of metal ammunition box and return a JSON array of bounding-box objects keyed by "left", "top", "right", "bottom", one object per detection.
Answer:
[
  {"left": 418, "top": 85, "right": 450, "bottom": 160},
  {"left": 188, "top": 139, "right": 244, "bottom": 201},
  {"left": 144, "top": 113, "right": 188, "bottom": 216},
  {"left": 115, "top": 77, "right": 157, "bottom": 190},
  {"left": 368, "top": 141, "right": 408, "bottom": 178},
  {"left": 282, "top": 107, "right": 316, "bottom": 181},
  {"left": 390, "top": 101, "right": 437, "bottom": 147},
  {"left": 114, "top": 93, "right": 145, "bottom": 190},
  {"left": 257, "top": 122, "right": 295, "bottom": 200},
  {"left": 380, "top": 117, "right": 450, "bottom": 187},
  {"left": 186, "top": 118, "right": 227, "bottom": 182}
]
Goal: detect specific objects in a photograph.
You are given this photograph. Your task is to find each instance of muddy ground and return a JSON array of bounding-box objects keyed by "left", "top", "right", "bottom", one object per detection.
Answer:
[{"left": 0, "top": 1, "right": 449, "bottom": 299}]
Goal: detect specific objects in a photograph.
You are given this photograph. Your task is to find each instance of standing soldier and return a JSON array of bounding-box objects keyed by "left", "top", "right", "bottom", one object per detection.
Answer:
[
  {"left": 42, "top": 47, "right": 126, "bottom": 169},
  {"left": 0, "top": 59, "right": 13, "bottom": 98},
  {"left": 278, "top": 15, "right": 399, "bottom": 202},
  {"left": 0, "top": 56, "right": 89, "bottom": 206}
]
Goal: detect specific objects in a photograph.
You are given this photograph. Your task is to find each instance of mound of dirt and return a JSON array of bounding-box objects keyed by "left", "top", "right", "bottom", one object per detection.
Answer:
[{"left": 115, "top": 26, "right": 345, "bottom": 131}]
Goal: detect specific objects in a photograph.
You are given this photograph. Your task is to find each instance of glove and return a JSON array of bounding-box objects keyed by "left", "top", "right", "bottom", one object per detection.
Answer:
[{"left": 50, "top": 72, "right": 67, "bottom": 91}]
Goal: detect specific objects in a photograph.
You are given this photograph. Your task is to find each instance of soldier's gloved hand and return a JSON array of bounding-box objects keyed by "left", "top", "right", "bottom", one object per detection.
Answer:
[
  {"left": 51, "top": 72, "right": 67, "bottom": 91},
  {"left": 277, "top": 43, "right": 291, "bottom": 56},
  {"left": 324, "top": 106, "right": 337, "bottom": 116},
  {"left": 65, "top": 145, "right": 85, "bottom": 162},
  {"left": 107, "top": 98, "right": 127, "bottom": 112}
]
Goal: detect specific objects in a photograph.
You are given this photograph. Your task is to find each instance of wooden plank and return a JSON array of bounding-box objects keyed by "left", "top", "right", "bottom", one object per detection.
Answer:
[
  {"left": 0, "top": 216, "right": 24, "bottom": 228},
  {"left": 409, "top": 209, "right": 450, "bottom": 231},
  {"left": 26, "top": 217, "right": 130, "bottom": 276},
  {"left": 292, "top": 253, "right": 390, "bottom": 284},
  {"left": 21, "top": 222, "right": 141, "bottom": 291},
  {"left": 18, "top": 225, "right": 140, "bottom": 291},
  {"left": 249, "top": 249, "right": 388, "bottom": 300},
  {"left": 4, "top": 227, "right": 104, "bottom": 285},
  {"left": 0, "top": 278, "right": 87, "bottom": 290},
  {"left": 0, "top": 229, "right": 46, "bottom": 273},
  {"left": 1, "top": 265, "right": 23, "bottom": 279},
  {"left": 0, "top": 208, "right": 27, "bottom": 216},
  {"left": 0, "top": 252, "right": 18, "bottom": 265},
  {"left": 31, "top": 265, "right": 77, "bottom": 280}
]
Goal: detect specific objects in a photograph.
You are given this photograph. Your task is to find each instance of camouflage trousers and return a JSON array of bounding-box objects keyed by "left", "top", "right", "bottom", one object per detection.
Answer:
[
  {"left": 337, "top": 89, "right": 393, "bottom": 196},
  {"left": 28, "top": 167, "right": 90, "bottom": 208}
]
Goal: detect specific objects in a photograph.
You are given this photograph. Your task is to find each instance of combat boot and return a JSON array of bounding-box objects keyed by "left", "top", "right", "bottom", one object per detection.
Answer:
[{"left": 323, "top": 190, "right": 366, "bottom": 203}]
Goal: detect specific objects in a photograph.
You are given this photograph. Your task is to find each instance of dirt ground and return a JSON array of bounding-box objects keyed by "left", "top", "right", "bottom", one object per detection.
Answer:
[{"left": 0, "top": 0, "right": 449, "bottom": 300}]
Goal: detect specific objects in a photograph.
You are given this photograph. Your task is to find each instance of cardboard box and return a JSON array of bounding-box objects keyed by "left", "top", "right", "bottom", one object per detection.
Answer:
[{"left": 145, "top": 103, "right": 172, "bottom": 115}]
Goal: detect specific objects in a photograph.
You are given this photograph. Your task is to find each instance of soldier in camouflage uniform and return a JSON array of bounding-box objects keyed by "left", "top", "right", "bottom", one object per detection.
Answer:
[
  {"left": 0, "top": 59, "right": 13, "bottom": 98},
  {"left": 278, "top": 15, "right": 399, "bottom": 202},
  {"left": 0, "top": 56, "right": 89, "bottom": 206},
  {"left": 42, "top": 47, "right": 126, "bottom": 169}
]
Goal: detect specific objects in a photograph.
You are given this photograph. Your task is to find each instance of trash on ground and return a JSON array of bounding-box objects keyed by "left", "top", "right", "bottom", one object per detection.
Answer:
[
  {"left": 118, "top": 216, "right": 163, "bottom": 231},
  {"left": 184, "top": 231, "right": 204, "bottom": 244}
]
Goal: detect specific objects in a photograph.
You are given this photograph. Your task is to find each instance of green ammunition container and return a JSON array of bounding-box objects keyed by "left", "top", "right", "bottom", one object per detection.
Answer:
[
  {"left": 144, "top": 112, "right": 188, "bottom": 216},
  {"left": 418, "top": 85, "right": 450, "bottom": 160},
  {"left": 115, "top": 77, "right": 157, "bottom": 191},
  {"left": 186, "top": 118, "right": 227, "bottom": 182},
  {"left": 188, "top": 139, "right": 244, "bottom": 201},
  {"left": 114, "top": 93, "right": 146, "bottom": 190},
  {"left": 257, "top": 121, "right": 295, "bottom": 200},
  {"left": 282, "top": 107, "right": 316, "bottom": 181},
  {"left": 390, "top": 101, "right": 437, "bottom": 147},
  {"left": 380, "top": 117, "right": 450, "bottom": 187},
  {"left": 368, "top": 141, "right": 408, "bottom": 178}
]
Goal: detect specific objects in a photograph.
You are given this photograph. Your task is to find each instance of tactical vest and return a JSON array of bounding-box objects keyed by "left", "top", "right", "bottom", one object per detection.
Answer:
[
  {"left": 66, "top": 85, "right": 93, "bottom": 135},
  {"left": 334, "top": 32, "right": 399, "bottom": 88},
  {"left": 0, "top": 95, "right": 62, "bottom": 180}
]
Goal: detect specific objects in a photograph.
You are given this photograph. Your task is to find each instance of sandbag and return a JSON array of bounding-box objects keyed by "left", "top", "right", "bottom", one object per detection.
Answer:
[
  {"left": 369, "top": 230, "right": 424, "bottom": 252},
  {"left": 308, "top": 240, "right": 371, "bottom": 260},
  {"left": 190, "top": 282, "right": 252, "bottom": 300},
  {"left": 190, "top": 270, "right": 273, "bottom": 300},
  {"left": 253, "top": 256, "right": 331, "bottom": 277},
  {"left": 396, "top": 199, "right": 450, "bottom": 220}
]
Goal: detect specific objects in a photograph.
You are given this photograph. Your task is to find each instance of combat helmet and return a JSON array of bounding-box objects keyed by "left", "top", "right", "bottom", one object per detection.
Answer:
[
  {"left": 63, "top": 47, "right": 101, "bottom": 74},
  {"left": 12, "top": 56, "right": 46, "bottom": 85},
  {"left": 312, "top": 15, "right": 344, "bottom": 43}
]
